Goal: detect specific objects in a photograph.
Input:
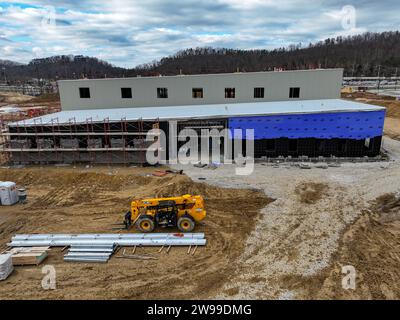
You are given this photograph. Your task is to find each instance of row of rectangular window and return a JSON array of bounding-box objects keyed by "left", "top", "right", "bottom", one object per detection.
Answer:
[{"left": 79, "top": 87, "right": 301, "bottom": 99}]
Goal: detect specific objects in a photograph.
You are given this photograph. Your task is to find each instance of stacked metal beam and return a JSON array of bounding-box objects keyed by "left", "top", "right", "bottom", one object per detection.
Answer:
[
  {"left": 64, "top": 244, "right": 116, "bottom": 263},
  {"left": 9, "top": 233, "right": 207, "bottom": 248},
  {"left": 0, "top": 254, "right": 13, "bottom": 280}
]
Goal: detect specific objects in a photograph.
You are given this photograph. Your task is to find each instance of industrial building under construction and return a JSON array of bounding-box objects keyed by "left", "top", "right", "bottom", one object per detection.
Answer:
[{"left": 1, "top": 69, "right": 386, "bottom": 165}]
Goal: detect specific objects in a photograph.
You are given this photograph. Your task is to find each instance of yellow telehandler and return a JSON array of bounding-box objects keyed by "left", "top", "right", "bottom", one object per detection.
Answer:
[{"left": 123, "top": 194, "right": 206, "bottom": 232}]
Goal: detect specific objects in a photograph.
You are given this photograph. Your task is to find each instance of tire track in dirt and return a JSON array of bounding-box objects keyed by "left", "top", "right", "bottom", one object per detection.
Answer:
[
  {"left": 291, "top": 193, "right": 400, "bottom": 300},
  {"left": 216, "top": 180, "right": 366, "bottom": 299},
  {"left": 0, "top": 168, "right": 273, "bottom": 299}
]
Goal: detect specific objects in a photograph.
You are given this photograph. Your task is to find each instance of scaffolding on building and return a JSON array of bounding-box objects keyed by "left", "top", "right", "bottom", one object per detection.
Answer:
[{"left": 0, "top": 116, "right": 161, "bottom": 166}]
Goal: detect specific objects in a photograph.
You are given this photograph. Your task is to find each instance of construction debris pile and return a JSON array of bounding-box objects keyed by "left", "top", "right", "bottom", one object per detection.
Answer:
[{"left": 0, "top": 254, "right": 13, "bottom": 280}]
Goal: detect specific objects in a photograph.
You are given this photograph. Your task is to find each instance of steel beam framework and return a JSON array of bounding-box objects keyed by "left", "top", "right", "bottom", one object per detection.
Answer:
[{"left": 0, "top": 116, "right": 161, "bottom": 165}]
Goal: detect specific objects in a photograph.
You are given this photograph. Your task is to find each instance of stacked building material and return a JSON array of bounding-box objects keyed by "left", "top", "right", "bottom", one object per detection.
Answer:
[
  {"left": 110, "top": 138, "right": 125, "bottom": 148},
  {"left": 133, "top": 138, "right": 153, "bottom": 148},
  {"left": 10, "top": 139, "right": 31, "bottom": 149},
  {"left": 64, "top": 244, "right": 116, "bottom": 263},
  {"left": 60, "top": 138, "right": 79, "bottom": 148},
  {"left": 6, "top": 247, "right": 49, "bottom": 265},
  {"left": 9, "top": 233, "right": 206, "bottom": 246},
  {"left": 36, "top": 139, "right": 54, "bottom": 149},
  {"left": 0, "top": 254, "right": 13, "bottom": 280},
  {"left": 9, "top": 233, "right": 207, "bottom": 247},
  {"left": 87, "top": 138, "right": 102, "bottom": 148},
  {"left": 8, "top": 233, "right": 206, "bottom": 264}
]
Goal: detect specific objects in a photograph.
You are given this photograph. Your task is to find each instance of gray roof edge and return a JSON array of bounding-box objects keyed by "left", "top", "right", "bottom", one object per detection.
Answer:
[
  {"left": 8, "top": 99, "right": 385, "bottom": 127},
  {"left": 57, "top": 68, "right": 344, "bottom": 83}
]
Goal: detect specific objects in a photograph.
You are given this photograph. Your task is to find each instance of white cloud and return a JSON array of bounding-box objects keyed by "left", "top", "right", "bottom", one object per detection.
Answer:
[
  {"left": 194, "top": 33, "right": 233, "bottom": 44},
  {"left": 0, "top": 1, "right": 399, "bottom": 67},
  {"left": 2, "top": 46, "right": 14, "bottom": 54},
  {"left": 32, "top": 46, "right": 44, "bottom": 57},
  {"left": 217, "top": 0, "right": 275, "bottom": 9}
]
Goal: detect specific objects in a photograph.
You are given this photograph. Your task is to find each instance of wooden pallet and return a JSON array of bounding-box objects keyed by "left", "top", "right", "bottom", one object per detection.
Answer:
[{"left": 6, "top": 247, "right": 49, "bottom": 266}]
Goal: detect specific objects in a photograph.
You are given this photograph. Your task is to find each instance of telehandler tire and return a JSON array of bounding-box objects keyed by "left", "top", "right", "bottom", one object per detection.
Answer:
[
  {"left": 177, "top": 215, "right": 195, "bottom": 232},
  {"left": 137, "top": 215, "right": 155, "bottom": 233}
]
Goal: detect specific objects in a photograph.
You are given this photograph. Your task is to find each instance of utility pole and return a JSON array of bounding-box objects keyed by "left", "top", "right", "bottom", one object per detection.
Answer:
[
  {"left": 395, "top": 67, "right": 398, "bottom": 91},
  {"left": 2, "top": 67, "right": 6, "bottom": 83},
  {"left": 351, "top": 53, "right": 356, "bottom": 77},
  {"left": 377, "top": 65, "right": 381, "bottom": 95}
]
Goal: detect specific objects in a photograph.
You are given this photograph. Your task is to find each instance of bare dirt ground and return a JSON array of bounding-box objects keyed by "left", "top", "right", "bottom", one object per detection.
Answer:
[
  {"left": 383, "top": 117, "right": 400, "bottom": 140},
  {"left": 0, "top": 92, "right": 60, "bottom": 106},
  {"left": 1, "top": 138, "right": 400, "bottom": 299},
  {"left": 0, "top": 166, "right": 271, "bottom": 299},
  {"left": 0, "top": 92, "right": 34, "bottom": 104},
  {"left": 172, "top": 137, "right": 400, "bottom": 300},
  {"left": 308, "top": 193, "right": 400, "bottom": 299},
  {"left": 0, "top": 92, "right": 61, "bottom": 119},
  {"left": 0, "top": 91, "right": 399, "bottom": 299},
  {"left": 342, "top": 91, "right": 400, "bottom": 140}
]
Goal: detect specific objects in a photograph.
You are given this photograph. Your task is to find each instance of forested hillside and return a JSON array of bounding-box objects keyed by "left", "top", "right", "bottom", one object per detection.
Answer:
[{"left": 1, "top": 31, "right": 399, "bottom": 81}]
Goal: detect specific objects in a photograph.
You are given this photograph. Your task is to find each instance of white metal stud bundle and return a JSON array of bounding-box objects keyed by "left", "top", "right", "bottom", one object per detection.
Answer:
[
  {"left": 9, "top": 233, "right": 206, "bottom": 247},
  {"left": 64, "top": 244, "right": 116, "bottom": 263},
  {"left": 9, "top": 233, "right": 207, "bottom": 263}
]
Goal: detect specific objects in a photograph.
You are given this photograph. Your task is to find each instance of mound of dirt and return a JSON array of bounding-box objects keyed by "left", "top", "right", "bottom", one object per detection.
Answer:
[
  {"left": 0, "top": 167, "right": 273, "bottom": 300},
  {"left": 285, "top": 193, "right": 400, "bottom": 300},
  {"left": 372, "top": 193, "right": 400, "bottom": 223},
  {"left": 32, "top": 93, "right": 60, "bottom": 103},
  {"left": 0, "top": 169, "right": 147, "bottom": 190},
  {"left": 153, "top": 175, "right": 264, "bottom": 201},
  {"left": 0, "top": 168, "right": 157, "bottom": 208},
  {"left": 294, "top": 182, "right": 329, "bottom": 204},
  {"left": 342, "top": 92, "right": 396, "bottom": 102},
  {"left": 0, "top": 92, "right": 33, "bottom": 104},
  {"left": 364, "top": 99, "right": 400, "bottom": 119}
]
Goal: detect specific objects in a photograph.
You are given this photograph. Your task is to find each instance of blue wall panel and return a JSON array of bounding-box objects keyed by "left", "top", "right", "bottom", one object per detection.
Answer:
[{"left": 228, "top": 110, "right": 385, "bottom": 140}]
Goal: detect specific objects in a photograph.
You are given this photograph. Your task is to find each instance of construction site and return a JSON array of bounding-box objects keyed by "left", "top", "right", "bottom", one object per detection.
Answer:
[
  {"left": 0, "top": 70, "right": 400, "bottom": 300},
  {"left": 0, "top": 70, "right": 387, "bottom": 165}
]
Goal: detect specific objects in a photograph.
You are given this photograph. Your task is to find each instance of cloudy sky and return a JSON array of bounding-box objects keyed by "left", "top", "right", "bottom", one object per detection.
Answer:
[{"left": 0, "top": 0, "right": 399, "bottom": 67}]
